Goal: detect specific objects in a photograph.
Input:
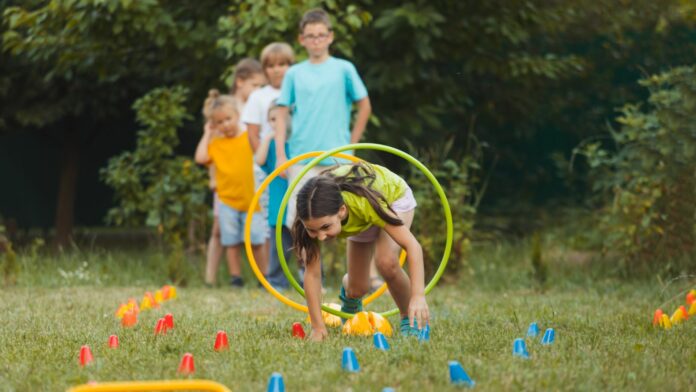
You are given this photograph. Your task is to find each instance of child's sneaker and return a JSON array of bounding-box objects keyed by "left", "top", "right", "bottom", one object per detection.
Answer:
[
  {"left": 229, "top": 276, "right": 244, "bottom": 288},
  {"left": 400, "top": 316, "right": 420, "bottom": 337},
  {"left": 339, "top": 286, "right": 363, "bottom": 322}
]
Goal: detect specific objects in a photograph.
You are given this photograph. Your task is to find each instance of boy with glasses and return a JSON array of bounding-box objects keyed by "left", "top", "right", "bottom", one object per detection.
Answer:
[{"left": 274, "top": 8, "right": 372, "bottom": 230}]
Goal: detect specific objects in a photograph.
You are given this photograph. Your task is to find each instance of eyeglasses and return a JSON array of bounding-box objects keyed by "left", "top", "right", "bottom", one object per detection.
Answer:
[{"left": 302, "top": 33, "right": 330, "bottom": 42}]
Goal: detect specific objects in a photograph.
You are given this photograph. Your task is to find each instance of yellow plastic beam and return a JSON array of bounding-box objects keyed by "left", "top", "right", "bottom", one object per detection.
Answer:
[{"left": 67, "top": 379, "right": 231, "bottom": 392}]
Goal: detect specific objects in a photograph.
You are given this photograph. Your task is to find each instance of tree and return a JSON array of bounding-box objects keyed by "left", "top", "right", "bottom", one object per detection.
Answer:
[{"left": 2, "top": 0, "right": 228, "bottom": 246}]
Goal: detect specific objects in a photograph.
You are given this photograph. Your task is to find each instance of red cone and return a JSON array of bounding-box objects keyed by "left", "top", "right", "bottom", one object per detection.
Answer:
[
  {"left": 292, "top": 322, "right": 306, "bottom": 339},
  {"left": 108, "top": 335, "right": 119, "bottom": 349},
  {"left": 164, "top": 313, "right": 174, "bottom": 330},
  {"left": 79, "top": 345, "right": 94, "bottom": 367},
  {"left": 214, "top": 330, "right": 229, "bottom": 351},
  {"left": 679, "top": 305, "right": 689, "bottom": 320},
  {"left": 154, "top": 318, "right": 167, "bottom": 335},
  {"left": 178, "top": 353, "right": 195, "bottom": 375},
  {"left": 652, "top": 309, "right": 664, "bottom": 326}
]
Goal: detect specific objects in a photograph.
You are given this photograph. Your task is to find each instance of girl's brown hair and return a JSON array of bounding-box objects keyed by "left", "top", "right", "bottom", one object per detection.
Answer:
[
  {"left": 229, "top": 58, "right": 263, "bottom": 94},
  {"left": 202, "top": 89, "right": 238, "bottom": 121},
  {"left": 291, "top": 163, "right": 403, "bottom": 265}
]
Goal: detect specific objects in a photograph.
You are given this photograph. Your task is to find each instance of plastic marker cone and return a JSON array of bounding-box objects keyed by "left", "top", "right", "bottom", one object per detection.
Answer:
[
  {"left": 541, "top": 328, "right": 555, "bottom": 345},
  {"left": 660, "top": 314, "right": 672, "bottom": 329},
  {"left": 108, "top": 335, "right": 119, "bottom": 349},
  {"left": 121, "top": 310, "right": 137, "bottom": 327},
  {"left": 146, "top": 292, "right": 159, "bottom": 309},
  {"left": 373, "top": 332, "right": 390, "bottom": 351},
  {"left": 687, "top": 290, "right": 696, "bottom": 305},
  {"left": 448, "top": 360, "right": 475, "bottom": 387},
  {"left": 527, "top": 322, "right": 540, "bottom": 337},
  {"left": 341, "top": 347, "right": 360, "bottom": 372},
  {"left": 382, "top": 389, "right": 396, "bottom": 392},
  {"left": 115, "top": 303, "right": 128, "bottom": 319},
  {"left": 162, "top": 285, "right": 171, "bottom": 300},
  {"left": 652, "top": 309, "right": 664, "bottom": 326},
  {"left": 671, "top": 308, "right": 685, "bottom": 324},
  {"left": 689, "top": 301, "right": 696, "bottom": 316},
  {"left": 140, "top": 295, "right": 152, "bottom": 311},
  {"left": 177, "top": 353, "right": 195, "bottom": 375},
  {"left": 291, "top": 322, "right": 305, "bottom": 339},
  {"left": 679, "top": 305, "right": 689, "bottom": 320},
  {"left": 168, "top": 286, "right": 177, "bottom": 300},
  {"left": 418, "top": 324, "right": 431, "bottom": 342},
  {"left": 164, "top": 313, "right": 174, "bottom": 330},
  {"left": 154, "top": 290, "right": 164, "bottom": 304},
  {"left": 267, "top": 372, "right": 285, "bottom": 392},
  {"left": 79, "top": 345, "right": 94, "bottom": 367},
  {"left": 154, "top": 318, "right": 167, "bottom": 335},
  {"left": 214, "top": 331, "right": 229, "bottom": 351},
  {"left": 513, "top": 338, "right": 530, "bottom": 359}
]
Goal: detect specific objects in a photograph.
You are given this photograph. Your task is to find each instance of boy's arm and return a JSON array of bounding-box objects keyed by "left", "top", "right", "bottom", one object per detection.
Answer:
[
  {"left": 247, "top": 124, "right": 261, "bottom": 152},
  {"left": 255, "top": 133, "right": 273, "bottom": 166},
  {"left": 305, "top": 258, "right": 328, "bottom": 341},
  {"left": 350, "top": 96, "right": 371, "bottom": 144},
  {"left": 274, "top": 106, "right": 290, "bottom": 176},
  {"left": 194, "top": 121, "right": 214, "bottom": 164}
]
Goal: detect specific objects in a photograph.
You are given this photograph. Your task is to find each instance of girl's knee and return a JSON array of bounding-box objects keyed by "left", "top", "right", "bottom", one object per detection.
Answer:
[
  {"left": 344, "top": 274, "right": 369, "bottom": 298},
  {"left": 375, "top": 255, "right": 400, "bottom": 279}
]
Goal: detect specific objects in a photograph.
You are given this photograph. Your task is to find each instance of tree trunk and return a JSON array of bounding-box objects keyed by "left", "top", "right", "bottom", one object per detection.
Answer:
[{"left": 53, "top": 125, "right": 80, "bottom": 248}]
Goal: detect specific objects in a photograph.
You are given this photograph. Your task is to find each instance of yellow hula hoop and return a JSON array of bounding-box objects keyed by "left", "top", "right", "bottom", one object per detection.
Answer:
[{"left": 243, "top": 151, "right": 406, "bottom": 314}]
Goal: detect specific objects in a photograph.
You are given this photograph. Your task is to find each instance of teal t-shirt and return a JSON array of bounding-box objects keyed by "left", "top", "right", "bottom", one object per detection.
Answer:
[
  {"left": 331, "top": 164, "right": 408, "bottom": 238},
  {"left": 277, "top": 57, "right": 368, "bottom": 165}
]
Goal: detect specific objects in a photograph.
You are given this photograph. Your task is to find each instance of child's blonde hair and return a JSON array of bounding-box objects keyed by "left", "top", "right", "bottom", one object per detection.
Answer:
[
  {"left": 202, "top": 89, "right": 238, "bottom": 121},
  {"left": 229, "top": 58, "right": 263, "bottom": 94},
  {"left": 261, "top": 42, "right": 295, "bottom": 68}
]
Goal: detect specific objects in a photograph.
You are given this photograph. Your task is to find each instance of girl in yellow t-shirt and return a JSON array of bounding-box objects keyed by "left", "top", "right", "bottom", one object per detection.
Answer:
[
  {"left": 195, "top": 90, "right": 266, "bottom": 288},
  {"left": 291, "top": 162, "right": 428, "bottom": 341}
]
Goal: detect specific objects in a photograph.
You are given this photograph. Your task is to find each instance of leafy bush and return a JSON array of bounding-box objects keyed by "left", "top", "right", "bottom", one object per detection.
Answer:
[
  {"left": 406, "top": 136, "right": 484, "bottom": 280},
  {"left": 576, "top": 66, "right": 696, "bottom": 264},
  {"left": 101, "top": 86, "right": 209, "bottom": 252}
]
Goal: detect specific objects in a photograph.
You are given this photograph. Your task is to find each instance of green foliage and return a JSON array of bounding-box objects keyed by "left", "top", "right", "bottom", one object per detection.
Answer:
[
  {"left": 406, "top": 136, "right": 483, "bottom": 279},
  {"left": 101, "top": 86, "right": 208, "bottom": 248},
  {"left": 577, "top": 66, "right": 696, "bottom": 264},
  {"left": 0, "top": 223, "right": 19, "bottom": 286}
]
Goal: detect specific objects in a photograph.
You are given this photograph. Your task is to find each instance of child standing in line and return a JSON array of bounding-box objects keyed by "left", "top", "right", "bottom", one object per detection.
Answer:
[
  {"left": 195, "top": 90, "right": 266, "bottom": 288},
  {"left": 255, "top": 102, "right": 293, "bottom": 290},
  {"left": 292, "top": 162, "right": 429, "bottom": 342},
  {"left": 274, "top": 8, "right": 371, "bottom": 229},
  {"left": 204, "top": 59, "right": 266, "bottom": 286}
]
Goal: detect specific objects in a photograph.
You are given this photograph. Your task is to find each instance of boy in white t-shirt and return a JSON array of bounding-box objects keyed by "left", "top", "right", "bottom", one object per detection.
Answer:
[{"left": 243, "top": 42, "right": 296, "bottom": 151}]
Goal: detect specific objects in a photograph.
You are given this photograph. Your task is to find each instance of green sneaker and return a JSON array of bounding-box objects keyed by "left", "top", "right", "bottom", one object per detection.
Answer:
[
  {"left": 400, "top": 316, "right": 420, "bottom": 336},
  {"left": 339, "top": 286, "right": 363, "bottom": 322}
]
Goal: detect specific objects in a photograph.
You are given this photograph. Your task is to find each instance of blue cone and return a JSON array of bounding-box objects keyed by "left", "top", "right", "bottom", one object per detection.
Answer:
[
  {"left": 267, "top": 372, "right": 285, "bottom": 392},
  {"left": 373, "top": 332, "right": 390, "bottom": 351},
  {"left": 342, "top": 347, "right": 360, "bottom": 372},
  {"left": 513, "top": 338, "right": 530, "bottom": 359},
  {"left": 382, "top": 389, "right": 396, "bottom": 392},
  {"left": 527, "top": 322, "right": 539, "bottom": 337},
  {"left": 418, "top": 324, "right": 430, "bottom": 342},
  {"left": 448, "top": 360, "right": 475, "bottom": 387},
  {"left": 541, "top": 328, "right": 555, "bottom": 345}
]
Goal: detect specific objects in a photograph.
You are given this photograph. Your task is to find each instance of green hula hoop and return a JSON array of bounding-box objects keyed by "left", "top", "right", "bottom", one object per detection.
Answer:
[{"left": 276, "top": 143, "right": 453, "bottom": 318}]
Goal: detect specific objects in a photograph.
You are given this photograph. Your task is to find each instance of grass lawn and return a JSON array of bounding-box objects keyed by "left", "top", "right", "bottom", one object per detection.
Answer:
[{"left": 1, "top": 242, "right": 695, "bottom": 391}]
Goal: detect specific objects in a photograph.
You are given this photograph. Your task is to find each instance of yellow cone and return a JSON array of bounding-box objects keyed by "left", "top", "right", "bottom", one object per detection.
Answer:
[
  {"left": 661, "top": 314, "right": 672, "bottom": 329},
  {"left": 307, "top": 303, "right": 343, "bottom": 328},
  {"left": 140, "top": 295, "right": 152, "bottom": 311},
  {"left": 342, "top": 311, "right": 373, "bottom": 336},
  {"left": 154, "top": 290, "right": 164, "bottom": 304},
  {"left": 689, "top": 302, "right": 696, "bottom": 316},
  {"left": 368, "top": 312, "right": 393, "bottom": 337},
  {"left": 671, "top": 308, "right": 685, "bottom": 324},
  {"left": 115, "top": 303, "right": 128, "bottom": 319},
  {"left": 168, "top": 286, "right": 177, "bottom": 300}
]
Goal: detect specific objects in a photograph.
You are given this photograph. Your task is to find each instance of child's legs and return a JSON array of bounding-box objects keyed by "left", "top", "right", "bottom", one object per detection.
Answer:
[
  {"left": 285, "top": 164, "right": 329, "bottom": 230},
  {"left": 267, "top": 226, "right": 292, "bottom": 288},
  {"left": 344, "top": 240, "right": 375, "bottom": 299},
  {"left": 247, "top": 210, "right": 269, "bottom": 276},
  {"left": 205, "top": 217, "right": 223, "bottom": 284},
  {"left": 374, "top": 209, "right": 415, "bottom": 317},
  {"left": 225, "top": 245, "right": 242, "bottom": 276}
]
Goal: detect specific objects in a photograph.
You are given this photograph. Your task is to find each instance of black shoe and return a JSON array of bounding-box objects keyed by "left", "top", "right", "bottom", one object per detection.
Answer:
[{"left": 230, "top": 276, "right": 244, "bottom": 288}]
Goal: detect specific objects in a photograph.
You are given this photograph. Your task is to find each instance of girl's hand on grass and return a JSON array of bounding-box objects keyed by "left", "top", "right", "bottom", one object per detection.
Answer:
[
  {"left": 309, "top": 327, "right": 328, "bottom": 342},
  {"left": 408, "top": 294, "right": 429, "bottom": 330}
]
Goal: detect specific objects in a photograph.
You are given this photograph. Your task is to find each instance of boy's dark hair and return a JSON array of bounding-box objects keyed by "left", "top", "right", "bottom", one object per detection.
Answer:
[
  {"left": 229, "top": 58, "right": 263, "bottom": 94},
  {"left": 291, "top": 163, "right": 403, "bottom": 265},
  {"left": 299, "top": 8, "right": 332, "bottom": 33}
]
